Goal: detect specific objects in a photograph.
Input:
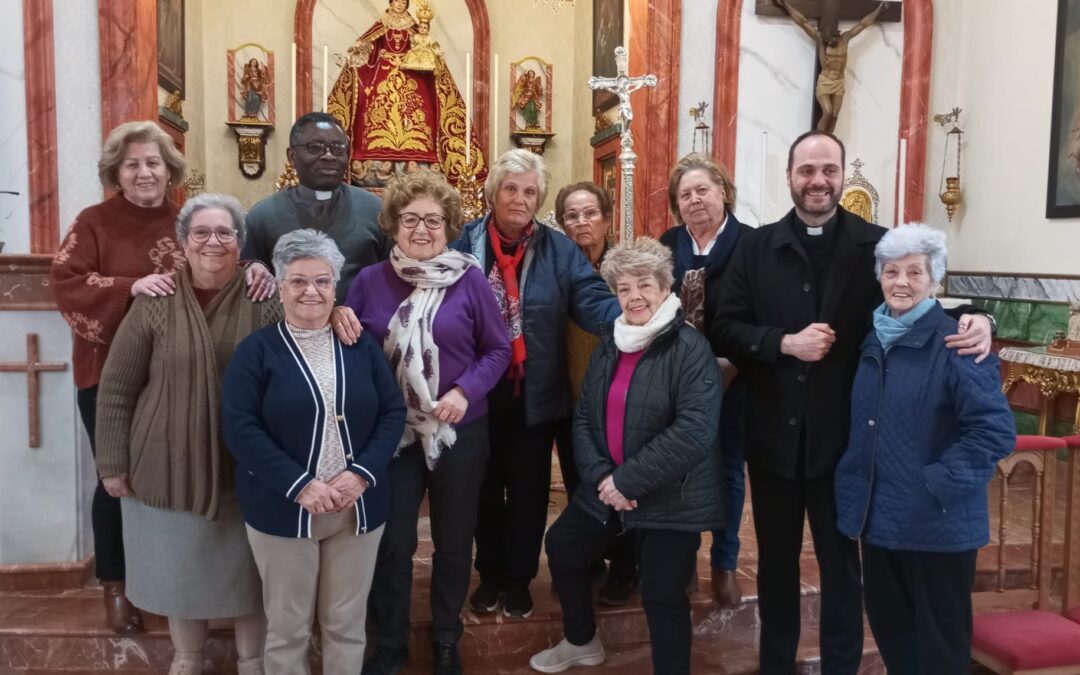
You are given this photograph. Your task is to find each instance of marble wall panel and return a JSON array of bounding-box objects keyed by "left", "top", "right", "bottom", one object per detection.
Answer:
[
  {"left": 677, "top": 0, "right": 718, "bottom": 159},
  {"left": 0, "top": 312, "right": 79, "bottom": 565},
  {"left": 0, "top": 5, "right": 31, "bottom": 254},
  {"left": 948, "top": 274, "right": 1080, "bottom": 305}
]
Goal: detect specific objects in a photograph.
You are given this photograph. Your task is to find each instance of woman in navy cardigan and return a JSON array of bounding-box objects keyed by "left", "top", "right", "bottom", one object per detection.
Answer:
[
  {"left": 223, "top": 229, "right": 405, "bottom": 675},
  {"left": 835, "top": 224, "right": 1014, "bottom": 675}
]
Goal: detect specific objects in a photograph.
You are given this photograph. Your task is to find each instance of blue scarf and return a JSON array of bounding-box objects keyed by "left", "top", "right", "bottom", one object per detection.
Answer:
[{"left": 873, "top": 298, "right": 937, "bottom": 352}]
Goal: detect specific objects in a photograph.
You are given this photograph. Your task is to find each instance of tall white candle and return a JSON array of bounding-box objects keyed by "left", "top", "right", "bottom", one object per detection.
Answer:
[
  {"left": 896, "top": 137, "right": 908, "bottom": 226},
  {"left": 291, "top": 42, "right": 297, "bottom": 127},
  {"left": 465, "top": 53, "right": 472, "bottom": 168},
  {"left": 758, "top": 132, "right": 768, "bottom": 226},
  {"left": 322, "top": 45, "right": 329, "bottom": 113},
  {"left": 492, "top": 53, "right": 499, "bottom": 157}
]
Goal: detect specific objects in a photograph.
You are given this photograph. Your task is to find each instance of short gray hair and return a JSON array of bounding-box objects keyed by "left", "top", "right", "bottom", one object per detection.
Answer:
[
  {"left": 484, "top": 148, "right": 550, "bottom": 211},
  {"left": 600, "top": 237, "right": 675, "bottom": 291},
  {"left": 176, "top": 193, "right": 247, "bottom": 247},
  {"left": 272, "top": 229, "right": 346, "bottom": 282},
  {"left": 874, "top": 222, "right": 947, "bottom": 284}
]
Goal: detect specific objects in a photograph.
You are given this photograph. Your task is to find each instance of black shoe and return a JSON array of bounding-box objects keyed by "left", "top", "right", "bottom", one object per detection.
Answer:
[
  {"left": 502, "top": 586, "right": 534, "bottom": 619},
  {"left": 469, "top": 581, "right": 502, "bottom": 614},
  {"left": 361, "top": 646, "right": 408, "bottom": 675},
  {"left": 598, "top": 574, "right": 639, "bottom": 606},
  {"left": 433, "top": 641, "right": 463, "bottom": 675}
]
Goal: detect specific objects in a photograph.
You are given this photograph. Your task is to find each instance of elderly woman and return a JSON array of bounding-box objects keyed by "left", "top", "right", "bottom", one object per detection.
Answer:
[
  {"left": 344, "top": 171, "right": 510, "bottom": 675},
  {"left": 51, "top": 121, "right": 273, "bottom": 634},
  {"left": 551, "top": 181, "right": 638, "bottom": 606},
  {"left": 94, "top": 194, "right": 281, "bottom": 675},
  {"left": 223, "top": 229, "right": 406, "bottom": 675},
  {"left": 449, "top": 150, "right": 619, "bottom": 619},
  {"left": 661, "top": 153, "right": 753, "bottom": 607},
  {"left": 531, "top": 238, "right": 723, "bottom": 675},
  {"left": 835, "top": 224, "right": 1015, "bottom": 675}
]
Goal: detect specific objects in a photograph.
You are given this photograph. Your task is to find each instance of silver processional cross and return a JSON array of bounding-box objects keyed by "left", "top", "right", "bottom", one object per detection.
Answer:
[{"left": 588, "top": 46, "right": 657, "bottom": 243}]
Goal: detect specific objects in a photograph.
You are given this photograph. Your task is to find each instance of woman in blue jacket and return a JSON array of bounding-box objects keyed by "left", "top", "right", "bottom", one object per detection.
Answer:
[
  {"left": 223, "top": 229, "right": 406, "bottom": 675},
  {"left": 834, "top": 224, "right": 1015, "bottom": 675}
]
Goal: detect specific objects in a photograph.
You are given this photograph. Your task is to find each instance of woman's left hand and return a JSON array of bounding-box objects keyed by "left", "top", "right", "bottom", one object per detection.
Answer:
[
  {"left": 327, "top": 471, "right": 368, "bottom": 510},
  {"left": 598, "top": 475, "right": 637, "bottom": 512},
  {"left": 433, "top": 386, "right": 469, "bottom": 424},
  {"left": 330, "top": 306, "right": 363, "bottom": 345},
  {"left": 945, "top": 314, "right": 992, "bottom": 363},
  {"left": 244, "top": 262, "right": 278, "bottom": 301}
]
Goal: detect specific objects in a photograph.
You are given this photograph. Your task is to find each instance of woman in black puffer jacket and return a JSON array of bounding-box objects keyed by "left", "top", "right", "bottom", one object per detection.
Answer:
[{"left": 529, "top": 238, "right": 723, "bottom": 675}]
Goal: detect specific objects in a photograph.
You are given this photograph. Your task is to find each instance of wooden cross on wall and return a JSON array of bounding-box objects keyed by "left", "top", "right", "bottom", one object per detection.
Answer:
[
  {"left": 0, "top": 334, "right": 67, "bottom": 448},
  {"left": 755, "top": 0, "right": 902, "bottom": 30}
]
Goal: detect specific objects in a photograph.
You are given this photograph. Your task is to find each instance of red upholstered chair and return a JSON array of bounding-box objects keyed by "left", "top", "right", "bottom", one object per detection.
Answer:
[{"left": 971, "top": 435, "right": 1080, "bottom": 674}]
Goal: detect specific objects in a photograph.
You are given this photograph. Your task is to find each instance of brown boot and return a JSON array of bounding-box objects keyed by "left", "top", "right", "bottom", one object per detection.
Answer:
[
  {"left": 102, "top": 581, "right": 145, "bottom": 634},
  {"left": 711, "top": 570, "right": 742, "bottom": 609}
]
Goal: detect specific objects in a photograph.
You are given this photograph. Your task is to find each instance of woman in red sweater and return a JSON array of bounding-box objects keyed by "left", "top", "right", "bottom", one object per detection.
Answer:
[{"left": 49, "top": 121, "right": 275, "bottom": 633}]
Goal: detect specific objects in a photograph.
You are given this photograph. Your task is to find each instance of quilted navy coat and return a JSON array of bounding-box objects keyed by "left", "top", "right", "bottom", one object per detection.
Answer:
[
  {"left": 572, "top": 311, "right": 724, "bottom": 532},
  {"left": 835, "top": 303, "right": 1015, "bottom": 552}
]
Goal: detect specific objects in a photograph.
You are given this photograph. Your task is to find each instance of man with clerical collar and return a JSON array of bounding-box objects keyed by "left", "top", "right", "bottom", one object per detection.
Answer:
[
  {"left": 242, "top": 112, "right": 390, "bottom": 303},
  {"left": 708, "top": 130, "right": 994, "bottom": 675}
]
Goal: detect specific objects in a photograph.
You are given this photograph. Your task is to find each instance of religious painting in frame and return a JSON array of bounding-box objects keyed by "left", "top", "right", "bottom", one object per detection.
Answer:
[
  {"left": 1048, "top": 0, "right": 1080, "bottom": 218},
  {"left": 592, "top": 0, "right": 624, "bottom": 114},
  {"left": 157, "top": 0, "right": 185, "bottom": 96}
]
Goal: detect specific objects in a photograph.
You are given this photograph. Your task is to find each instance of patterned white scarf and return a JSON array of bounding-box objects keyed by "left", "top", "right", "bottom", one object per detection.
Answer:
[
  {"left": 612, "top": 292, "right": 683, "bottom": 353},
  {"left": 385, "top": 246, "right": 478, "bottom": 469}
]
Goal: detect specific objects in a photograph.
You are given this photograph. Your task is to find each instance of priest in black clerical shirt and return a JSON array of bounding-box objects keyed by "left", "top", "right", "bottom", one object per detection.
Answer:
[
  {"left": 241, "top": 112, "right": 390, "bottom": 304},
  {"left": 706, "top": 130, "right": 995, "bottom": 675}
]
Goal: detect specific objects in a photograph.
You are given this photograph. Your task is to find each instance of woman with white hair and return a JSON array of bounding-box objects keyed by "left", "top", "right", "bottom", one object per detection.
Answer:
[
  {"left": 222, "top": 229, "right": 406, "bottom": 675},
  {"left": 449, "top": 149, "right": 620, "bottom": 619},
  {"left": 834, "top": 223, "right": 1015, "bottom": 675},
  {"left": 531, "top": 238, "right": 722, "bottom": 674},
  {"left": 94, "top": 193, "right": 281, "bottom": 674}
]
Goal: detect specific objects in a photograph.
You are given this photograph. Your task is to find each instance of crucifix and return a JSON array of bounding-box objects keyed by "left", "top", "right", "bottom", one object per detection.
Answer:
[
  {"left": 0, "top": 334, "right": 68, "bottom": 448},
  {"left": 588, "top": 46, "right": 657, "bottom": 243}
]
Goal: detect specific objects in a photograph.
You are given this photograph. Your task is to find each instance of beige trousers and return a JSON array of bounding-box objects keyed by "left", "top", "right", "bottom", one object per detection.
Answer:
[{"left": 247, "top": 510, "right": 383, "bottom": 675}]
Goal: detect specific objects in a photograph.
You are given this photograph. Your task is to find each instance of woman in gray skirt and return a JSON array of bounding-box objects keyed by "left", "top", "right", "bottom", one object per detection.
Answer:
[{"left": 94, "top": 194, "right": 283, "bottom": 675}]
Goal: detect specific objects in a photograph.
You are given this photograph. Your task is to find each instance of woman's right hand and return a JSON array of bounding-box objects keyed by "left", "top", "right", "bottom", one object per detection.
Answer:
[
  {"left": 130, "top": 272, "right": 176, "bottom": 297},
  {"left": 295, "top": 479, "right": 346, "bottom": 515},
  {"left": 102, "top": 474, "right": 133, "bottom": 498}
]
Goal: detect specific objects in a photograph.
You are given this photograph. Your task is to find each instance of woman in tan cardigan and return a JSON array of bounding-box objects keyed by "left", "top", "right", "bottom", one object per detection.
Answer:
[{"left": 94, "top": 194, "right": 281, "bottom": 675}]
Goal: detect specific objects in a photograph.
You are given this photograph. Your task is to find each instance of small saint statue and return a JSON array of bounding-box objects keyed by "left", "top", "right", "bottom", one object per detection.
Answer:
[
  {"left": 400, "top": 11, "right": 441, "bottom": 72},
  {"left": 512, "top": 69, "right": 544, "bottom": 130},
  {"left": 772, "top": 0, "right": 889, "bottom": 133},
  {"left": 240, "top": 58, "right": 270, "bottom": 119}
]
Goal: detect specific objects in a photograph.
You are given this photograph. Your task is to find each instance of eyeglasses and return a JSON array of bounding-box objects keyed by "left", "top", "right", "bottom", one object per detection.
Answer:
[
  {"left": 188, "top": 227, "right": 238, "bottom": 244},
  {"left": 283, "top": 275, "right": 335, "bottom": 292},
  {"left": 293, "top": 141, "right": 349, "bottom": 157},
  {"left": 562, "top": 208, "right": 603, "bottom": 225},
  {"left": 398, "top": 212, "right": 448, "bottom": 229}
]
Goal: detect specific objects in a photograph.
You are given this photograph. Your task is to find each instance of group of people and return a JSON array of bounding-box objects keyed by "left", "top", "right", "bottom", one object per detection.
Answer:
[{"left": 52, "top": 111, "right": 1016, "bottom": 675}]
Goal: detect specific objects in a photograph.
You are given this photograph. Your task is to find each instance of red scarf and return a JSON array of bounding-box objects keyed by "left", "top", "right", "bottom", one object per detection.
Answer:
[{"left": 487, "top": 217, "right": 532, "bottom": 392}]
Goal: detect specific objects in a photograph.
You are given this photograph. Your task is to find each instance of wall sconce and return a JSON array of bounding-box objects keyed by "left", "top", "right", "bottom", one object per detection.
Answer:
[
  {"left": 933, "top": 107, "right": 964, "bottom": 221},
  {"left": 689, "top": 101, "right": 711, "bottom": 154}
]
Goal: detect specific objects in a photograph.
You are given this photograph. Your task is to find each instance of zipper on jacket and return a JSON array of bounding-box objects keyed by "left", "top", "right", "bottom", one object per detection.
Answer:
[
  {"left": 358, "top": 494, "right": 369, "bottom": 533},
  {"left": 856, "top": 352, "right": 885, "bottom": 537}
]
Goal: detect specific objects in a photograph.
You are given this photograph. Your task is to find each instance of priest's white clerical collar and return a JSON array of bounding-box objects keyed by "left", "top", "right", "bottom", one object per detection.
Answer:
[
  {"left": 806, "top": 226, "right": 825, "bottom": 236},
  {"left": 315, "top": 190, "right": 333, "bottom": 201},
  {"left": 691, "top": 213, "right": 729, "bottom": 256},
  {"left": 296, "top": 184, "right": 338, "bottom": 201}
]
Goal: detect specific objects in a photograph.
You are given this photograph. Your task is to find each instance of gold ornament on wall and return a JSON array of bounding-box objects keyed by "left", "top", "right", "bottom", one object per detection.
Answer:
[
  {"left": 841, "top": 158, "right": 879, "bottom": 224},
  {"left": 934, "top": 107, "right": 964, "bottom": 222}
]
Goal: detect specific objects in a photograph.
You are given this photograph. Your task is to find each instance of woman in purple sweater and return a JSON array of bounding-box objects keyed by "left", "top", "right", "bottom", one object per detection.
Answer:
[{"left": 346, "top": 170, "right": 511, "bottom": 675}]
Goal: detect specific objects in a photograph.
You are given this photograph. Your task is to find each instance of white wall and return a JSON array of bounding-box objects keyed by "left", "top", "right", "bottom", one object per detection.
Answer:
[
  {"left": 929, "top": 0, "right": 1075, "bottom": 275},
  {"left": 677, "top": 0, "right": 718, "bottom": 159},
  {"left": 0, "top": 4, "right": 30, "bottom": 253}
]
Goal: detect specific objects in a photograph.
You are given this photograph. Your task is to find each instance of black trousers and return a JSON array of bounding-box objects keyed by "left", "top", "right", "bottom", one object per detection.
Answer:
[
  {"left": 748, "top": 465, "right": 863, "bottom": 675},
  {"left": 76, "top": 386, "right": 126, "bottom": 583},
  {"left": 474, "top": 392, "right": 559, "bottom": 589},
  {"left": 546, "top": 500, "right": 700, "bottom": 675},
  {"left": 553, "top": 417, "right": 637, "bottom": 580},
  {"left": 862, "top": 542, "right": 977, "bottom": 675},
  {"left": 369, "top": 417, "right": 489, "bottom": 648}
]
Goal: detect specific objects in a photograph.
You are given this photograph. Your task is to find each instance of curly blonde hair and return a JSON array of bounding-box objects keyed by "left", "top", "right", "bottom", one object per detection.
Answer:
[
  {"left": 379, "top": 169, "right": 464, "bottom": 240},
  {"left": 98, "top": 121, "right": 186, "bottom": 190},
  {"left": 600, "top": 237, "right": 675, "bottom": 291}
]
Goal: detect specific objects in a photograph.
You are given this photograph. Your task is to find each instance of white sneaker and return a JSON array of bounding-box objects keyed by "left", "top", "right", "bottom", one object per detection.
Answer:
[{"left": 529, "top": 635, "right": 606, "bottom": 673}]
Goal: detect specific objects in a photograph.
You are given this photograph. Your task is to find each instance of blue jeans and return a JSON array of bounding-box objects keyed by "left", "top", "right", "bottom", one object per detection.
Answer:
[{"left": 710, "top": 380, "right": 746, "bottom": 571}]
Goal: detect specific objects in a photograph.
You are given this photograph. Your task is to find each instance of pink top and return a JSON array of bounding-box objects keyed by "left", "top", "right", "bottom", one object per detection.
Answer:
[{"left": 605, "top": 350, "right": 645, "bottom": 466}]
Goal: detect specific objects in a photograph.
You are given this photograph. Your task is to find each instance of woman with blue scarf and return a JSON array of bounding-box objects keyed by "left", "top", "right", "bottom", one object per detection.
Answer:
[{"left": 834, "top": 223, "right": 1015, "bottom": 675}]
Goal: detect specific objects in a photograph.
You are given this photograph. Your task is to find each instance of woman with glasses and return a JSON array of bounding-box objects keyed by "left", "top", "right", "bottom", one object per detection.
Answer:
[
  {"left": 346, "top": 171, "right": 510, "bottom": 675},
  {"left": 95, "top": 194, "right": 282, "bottom": 675},
  {"left": 223, "top": 229, "right": 406, "bottom": 675}
]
